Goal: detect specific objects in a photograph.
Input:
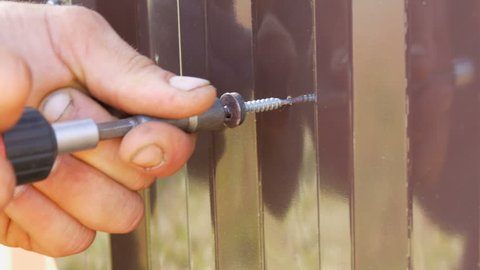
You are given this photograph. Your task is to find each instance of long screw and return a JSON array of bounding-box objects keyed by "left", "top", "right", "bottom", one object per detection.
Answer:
[{"left": 244, "top": 93, "right": 317, "bottom": 113}]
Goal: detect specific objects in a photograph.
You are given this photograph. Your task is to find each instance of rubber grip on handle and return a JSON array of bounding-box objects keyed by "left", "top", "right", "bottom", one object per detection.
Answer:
[{"left": 3, "top": 108, "right": 58, "bottom": 185}]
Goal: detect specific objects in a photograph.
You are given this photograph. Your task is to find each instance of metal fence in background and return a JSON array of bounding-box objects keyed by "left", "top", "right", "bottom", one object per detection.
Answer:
[{"left": 46, "top": 0, "right": 480, "bottom": 269}]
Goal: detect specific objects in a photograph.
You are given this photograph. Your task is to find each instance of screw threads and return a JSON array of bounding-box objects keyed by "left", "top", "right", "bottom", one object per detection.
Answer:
[
  {"left": 244, "top": 98, "right": 289, "bottom": 113},
  {"left": 288, "top": 94, "right": 317, "bottom": 104},
  {"left": 46, "top": 0, "right": 71, "bottom": 5},
  {"left": 244, "top": 93, "right": 317, "bottom": 113}
]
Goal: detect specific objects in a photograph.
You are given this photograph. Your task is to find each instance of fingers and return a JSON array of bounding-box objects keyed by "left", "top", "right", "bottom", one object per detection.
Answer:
[
  {"left": 41, "top": 88, "right": 154, "bottom": 190},
  {"left": 0, "top": 156, "right": 14, "bottom": 210},
  {"left": 0, "top": 47, "right": 27, "bottom": 211},
  {"left": 2, "top": 185, "right": 95, "bottom": 257},
  {"left": 41, "top": 88, "right": 197, "bottom": 186},
  {"left": 44, "top": 6, "right": 217, "bottom": 118},
  {"left": 0, "top": 47, "right": 31, "bottom": 131},
  {"left": 33, "top": 155, "right": 144, "bottom": 233},
  {"left": 120, "top": 122, "right": 196, "bottom": 177}
]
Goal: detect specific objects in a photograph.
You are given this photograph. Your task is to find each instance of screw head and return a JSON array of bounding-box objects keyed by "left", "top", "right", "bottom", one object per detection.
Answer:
[{"left": 220, "top": 92, "right": 246, "bottom": 128}]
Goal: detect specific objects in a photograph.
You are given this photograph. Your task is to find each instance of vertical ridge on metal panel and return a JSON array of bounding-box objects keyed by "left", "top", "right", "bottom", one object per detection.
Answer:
[
  {"left": 93, "top": 1, "right": 151, "bottom": 269},
  {"left": 142, "top": 0, "right": 191, "bottom": 269},
  {"left": 253, "top": 0, "right": 320, "bottom": 269},
  {"left": 315, "top": 0, "right": 353, "bottom": 269},
  {"left": 179, "top": 0, "right": 217, "bottom": 269},
  {"left": 207, "top": 0, "right": 263, "bottom": 269},
  {"left": 352, "top": 0, "right": 408, "bottom": 269}
]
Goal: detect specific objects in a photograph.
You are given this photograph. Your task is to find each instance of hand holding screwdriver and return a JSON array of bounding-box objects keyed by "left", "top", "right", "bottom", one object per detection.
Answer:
[
  {"left": 1, "top": 91, "right": 316, "bottom": 185},
  {"left": 0, "top": 2, "right": 216, "bottom": 257}
]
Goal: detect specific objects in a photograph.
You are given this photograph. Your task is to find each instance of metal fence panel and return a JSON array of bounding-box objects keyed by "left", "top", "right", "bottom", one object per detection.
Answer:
[{"left": 50, "top": 0, "right": 480, "bottom": 270}]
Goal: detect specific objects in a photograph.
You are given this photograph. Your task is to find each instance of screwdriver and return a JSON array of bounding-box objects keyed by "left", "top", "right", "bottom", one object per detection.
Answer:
[{"left": 0, "top": 92, "right": 316, "bottom": 185}]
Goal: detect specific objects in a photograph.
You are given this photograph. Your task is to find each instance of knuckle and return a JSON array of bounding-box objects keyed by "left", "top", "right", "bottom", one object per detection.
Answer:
[
  {"left": 115, "top": 55, "right": 157, "bottom": 105},
  {"left": 0, "top": 49, "right": 31, "bottom": 127},
  {"left": 6, "top": 51, "right": 31, "bottom": 90},
  {"left": 121, "top": 54, "right": 157, "bottom": 85},
  {"left": 125, "top": 53, "right": 154, "bottom": 72},
  {"left": 63, "top": 6, "right": 107, "bottom": 31}
]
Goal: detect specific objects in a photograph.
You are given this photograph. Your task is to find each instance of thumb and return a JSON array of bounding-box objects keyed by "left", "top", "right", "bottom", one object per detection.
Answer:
[
  {"left": 46, "top": 6, "right": 216, "bottom": 119},
  {"left": 0, "top": 47, "right": 31, "bottom": 131}
]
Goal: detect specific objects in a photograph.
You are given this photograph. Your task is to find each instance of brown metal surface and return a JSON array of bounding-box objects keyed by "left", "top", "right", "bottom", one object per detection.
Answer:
[
  {"left": 139, "top": 1, "right": 189, "bottom": 269},
  {"left": 315, "top": 0, "right": 353, "bottom": 269},
  {"left": 179, "top": 5, "right": 216, "bottom": 269},
  {"left": 253, "top": 0, "right": 320, "bottom": 269},
  {"left": 60, "top": 0, "right": 354, "bottom": 269},
  {"left": 352, "top": 1, "right": 408, "bottom": 269},
  {"left": 407, "top": 1, "right": 480, "bottom": 269},
  {"left": 53, "top": 1, "right": 480, "bottom": 270},
  {"left": 140, "top": 0, "right": 215, "bottom": 269},
  {"left": 207, "top": 1, "right": 263, "bottom": 269},
  {"left": 55, "top": 232, "right": 111, "bottom": 270}
]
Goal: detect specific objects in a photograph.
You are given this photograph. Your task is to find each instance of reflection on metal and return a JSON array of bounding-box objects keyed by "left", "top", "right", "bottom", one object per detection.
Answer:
[
  {"left": 56, "top": 233, "right": 111, "bottom": 270},
  {"left": 110, "top": 194, "right": 149, "bottom": 270},
  {"left": 253, "top": 0, "right": 321, "bottom": 268},
  {"left": 141, "top": 0, "right": 196, "bottom": 269},
  {"left": 59, "top": 0, "right": 353, "bottom": 269},
  {"left": 408, "top": 1, "right": 480, "bottom": 269},
  {"left": 453, "top": 58, "right": 475, "bottom": 88},
  {"left": 55, "top": 0, "right": 480, "bottom": 269},
  {"left": 213, "top": 120, "right": 262, "bottom": 270},
  {"left": 207, "top": 1, "right": 262, "bottom": 269},
  {"left": 352, "top": 0, "right": 408, "bottom": 269},
  {"left": 148, "top": 173, "right": 190, "bottom": 269},
  {"left": 315, "top": 0, "right": 353, "bottom": 268}
]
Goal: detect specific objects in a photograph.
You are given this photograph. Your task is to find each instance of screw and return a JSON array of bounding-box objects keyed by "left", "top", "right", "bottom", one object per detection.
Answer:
[
  {"left": 220, "top": 92, "right": 316, "bottom": 128},
  {"left": 244, "top": 93, "right": 317, "bottom": 113},
  {"left": 245, "top": 97, "right": 289, "bottom": 113},
  {"left": 46, "top": 0, "right": 70, "bottom": 5}
]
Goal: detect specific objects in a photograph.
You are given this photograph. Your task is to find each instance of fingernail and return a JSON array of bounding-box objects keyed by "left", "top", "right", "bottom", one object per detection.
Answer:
[
  {"left": 41, "top": 90, "right": 73, "bottom": 122},
  {"left": 131, "top": 145, "right": 164, "bottom": 169},
  {"left": 169, "top": 76, "right": 210, "bottom": 91},
  {"left": 13, "top": 185, "right": 28, "bottom": 199}
]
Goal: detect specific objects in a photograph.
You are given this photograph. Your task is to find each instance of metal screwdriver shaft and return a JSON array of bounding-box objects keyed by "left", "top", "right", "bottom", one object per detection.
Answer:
[
  {"left": 2, "top": 92, "right": 316, "bottom": 184},
  {"left": 97, "top": 92, "right": 317, "bottom": 138}
]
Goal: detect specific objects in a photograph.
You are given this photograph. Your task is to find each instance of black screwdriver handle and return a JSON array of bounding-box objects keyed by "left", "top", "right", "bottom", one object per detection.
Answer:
[{"left": 1, "top": 108, "right": 58, "bottom": 185}]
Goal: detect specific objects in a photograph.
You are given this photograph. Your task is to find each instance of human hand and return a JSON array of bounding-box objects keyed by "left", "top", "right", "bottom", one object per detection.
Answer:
[{"left": 0, "top": 2, "right": 216, "bottom": 256}]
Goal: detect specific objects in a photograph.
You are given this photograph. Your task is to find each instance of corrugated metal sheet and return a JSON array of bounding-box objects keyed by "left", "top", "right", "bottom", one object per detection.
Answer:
[{"left": 38, "top": 0, "right": 480, "bottom": 269}]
